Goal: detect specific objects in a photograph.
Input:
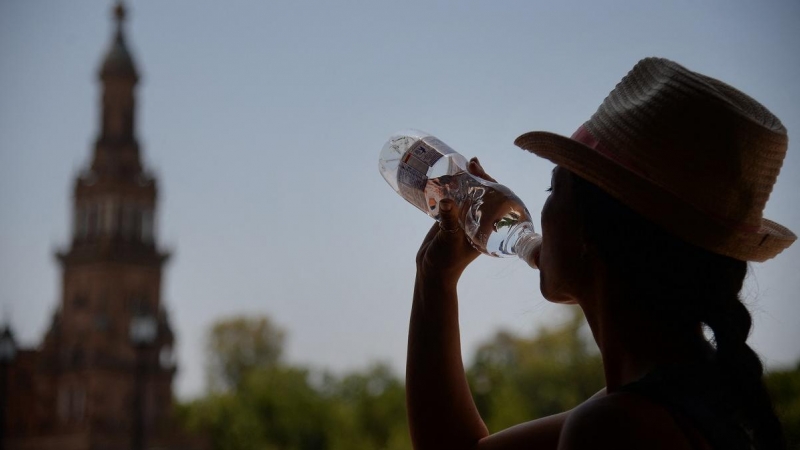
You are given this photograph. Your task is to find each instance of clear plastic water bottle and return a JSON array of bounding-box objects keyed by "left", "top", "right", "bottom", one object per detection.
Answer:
[{"left": 379, "top": 130, "right": 541, "bottom": 267}]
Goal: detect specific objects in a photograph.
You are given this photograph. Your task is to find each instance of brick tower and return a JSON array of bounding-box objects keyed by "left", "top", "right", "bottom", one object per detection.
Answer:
[{"left": 1, "top": 3, "right": 201, "bottom": 449}]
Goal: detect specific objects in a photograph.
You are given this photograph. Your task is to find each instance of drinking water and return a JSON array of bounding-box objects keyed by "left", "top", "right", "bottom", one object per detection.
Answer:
[{"left": 379, "top": 130, "right": 541, "bottom": 267}]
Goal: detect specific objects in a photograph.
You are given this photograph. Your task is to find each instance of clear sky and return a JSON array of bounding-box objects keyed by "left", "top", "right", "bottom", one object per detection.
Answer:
[{"left": 1, "top": 0, "right": 799, "bottom": 400}]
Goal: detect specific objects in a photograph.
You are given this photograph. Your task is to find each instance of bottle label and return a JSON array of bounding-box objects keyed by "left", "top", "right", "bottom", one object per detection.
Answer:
[{"left": 397, "top": 138, "right": 454, "bottom": 211}]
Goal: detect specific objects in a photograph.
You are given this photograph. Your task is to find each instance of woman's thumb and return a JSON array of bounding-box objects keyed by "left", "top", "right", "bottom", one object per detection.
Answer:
[{"left": 468, "top": 157, "right": 497, "bottom": 183}]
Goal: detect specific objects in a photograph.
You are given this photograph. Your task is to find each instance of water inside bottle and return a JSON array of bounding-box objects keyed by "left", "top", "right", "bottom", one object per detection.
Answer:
[
  {"left": 425, "top": 171, "right": 536, "bottom": 258},
  {"left": 379, "top": 130, "right": 541, "bottom": 263}
]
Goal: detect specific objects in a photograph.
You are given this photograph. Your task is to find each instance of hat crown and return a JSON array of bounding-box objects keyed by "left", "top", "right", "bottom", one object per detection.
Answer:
[{"left": 584, "top": 57, "right": 788, "bottom": 229}]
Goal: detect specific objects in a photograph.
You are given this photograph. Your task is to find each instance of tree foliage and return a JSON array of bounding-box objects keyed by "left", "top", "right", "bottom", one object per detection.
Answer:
[
  {"left": 181, "top": 315, "right": 409, "bottom": 450},
  {"left": 180, "top": 363, "right": 410, "bottom": 450},
  {"left": 180, "top": 311, "right": 799, "bottom": 450},
  {"left": 468, "top": 308, "right": 605, "bottom": 432},
  {"left": 206, "top": 315, "right": 286, "bottom": 391},
  {"left": 764, "top": 362, "right": 800, "bottom": 449}
]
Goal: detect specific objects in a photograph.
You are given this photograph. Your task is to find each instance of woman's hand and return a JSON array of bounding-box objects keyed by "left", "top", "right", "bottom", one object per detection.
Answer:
[{"left": 415, "top": 158, "right": 497, "bottom": 286}]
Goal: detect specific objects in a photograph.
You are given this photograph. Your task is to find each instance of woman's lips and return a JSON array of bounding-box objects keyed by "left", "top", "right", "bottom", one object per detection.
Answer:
[{"left": 530, "top": 246, "right": 541, "bottom": 269}]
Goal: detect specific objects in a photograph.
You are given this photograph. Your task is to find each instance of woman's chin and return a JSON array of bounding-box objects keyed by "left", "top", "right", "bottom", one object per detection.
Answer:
[
  {"left": 544, "top": 296, "right": 579, "bottom": 305},
  {"left": 540, "top": 282, "right": 579, "bottom": 305}
]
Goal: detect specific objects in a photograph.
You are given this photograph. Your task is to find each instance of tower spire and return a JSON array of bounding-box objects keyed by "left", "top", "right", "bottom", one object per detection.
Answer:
[
  {"left": 91, "top": 0, "right": 142, "bottom": 177},
  {"left": 114, "top": 0, "right": 126, "bottom": 26},
  {"left": 58, "top": 0, "right": 165, "bottom": 256},
  {"left": 100, "top": 0, "right": 138, "bottom": 81}
]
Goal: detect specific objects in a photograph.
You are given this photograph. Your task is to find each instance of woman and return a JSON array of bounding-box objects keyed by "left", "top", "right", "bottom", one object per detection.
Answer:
[{"left": 406, "top": 58, "right": 794, "bottom": 449}]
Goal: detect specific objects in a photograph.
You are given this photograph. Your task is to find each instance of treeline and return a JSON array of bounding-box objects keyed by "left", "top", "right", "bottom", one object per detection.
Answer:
[
  {"left": 177, "top": 316, "right": 409, "bottom": 449},
  {"left": 177, "top": 312, "right": 800, "bottom": 450}
]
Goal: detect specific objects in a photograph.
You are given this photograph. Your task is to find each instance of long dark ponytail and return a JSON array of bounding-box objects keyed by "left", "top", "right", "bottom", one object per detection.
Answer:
[{"left": 569, "top": 170, "right": 786, "bottom": 450}]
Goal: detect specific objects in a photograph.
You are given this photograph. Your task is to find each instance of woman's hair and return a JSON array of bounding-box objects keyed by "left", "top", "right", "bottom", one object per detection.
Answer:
[{"left": 568, "top": 170, "right": 786, "bottom": 450}]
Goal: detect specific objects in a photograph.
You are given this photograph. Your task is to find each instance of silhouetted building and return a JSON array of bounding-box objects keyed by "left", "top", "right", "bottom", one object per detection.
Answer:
[{"left": 1, "top": 4, "right": 202, "bottom": 449}]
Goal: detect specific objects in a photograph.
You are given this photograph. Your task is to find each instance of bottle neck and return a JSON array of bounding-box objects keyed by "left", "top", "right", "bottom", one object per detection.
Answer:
[{"left": 511, "top": 225, "right": 542, "bottom": 269}]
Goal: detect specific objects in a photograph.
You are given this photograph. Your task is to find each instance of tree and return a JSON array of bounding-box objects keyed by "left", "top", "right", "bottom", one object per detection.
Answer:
[
  {"left": 764, "top": 362, "right": 800, "bottom": 449},
  {"left": 177, "top": 393, "right": 267, "bottom": 450},
  {"left": 182, "top": 312, "right": 800, "bottom": 450},
  {"left": 240, "top": 366, "right": 332, "bottom": 450},
  {"left": 184, "top": 315, "right": 410, "bottom": 450},
  {"left": 467, "top": 308, "right": 605, "bottom": 432},
  {"left": 206, "top": 315, "right": 286, "bottom": 392},
  {"left": 327, "top": 363, "right": 410, "bottom": 450}
]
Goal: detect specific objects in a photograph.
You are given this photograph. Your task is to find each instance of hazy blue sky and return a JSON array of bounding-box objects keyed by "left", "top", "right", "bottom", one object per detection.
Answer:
[{"left": 2, "top": 1, "right": 799, "bottom": 399}]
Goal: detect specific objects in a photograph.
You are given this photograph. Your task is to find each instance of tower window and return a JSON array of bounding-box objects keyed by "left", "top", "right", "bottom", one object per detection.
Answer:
[
  {"left": 73, "top": 295, "right": 88, "bottom": 309},
  {"left": 132, "top": 208, "right": 142, "bottom": 240},
  {"left": 96, "top": 197, "right": 117, "bottom": 235},
  {"left": 121, "top": 203, "right": 135, "bottom": 238},
  {"left": 128, "top": 296, "right": 152, "bottom": 315},
  {"left": 97, "top": 201, "right": 106, "bottom": 234},
  {"left": 141, "top": 209, "right": 154, "bottom": 242},
  {"left": 74, "top": 204, "right": 88, "bottom": 239},
  {"left": 94, "top": 313, "right": 110, "bottom": 332},
  {"left": 87, "top": 203, "right": 99, "bottom": 237},
  {"left": 58, "top": 384, "right": 86, "bottom": 423}
]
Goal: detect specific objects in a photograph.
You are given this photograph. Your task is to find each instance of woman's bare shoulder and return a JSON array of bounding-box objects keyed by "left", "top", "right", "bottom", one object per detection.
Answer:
[{"left": 557, "top": 391, "right": 698, "bottom": 450}]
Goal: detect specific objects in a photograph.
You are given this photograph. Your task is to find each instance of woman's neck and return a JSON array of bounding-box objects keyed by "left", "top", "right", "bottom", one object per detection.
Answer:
[{"left": 580, "top": 282, "right": 711, "bottom": 392}]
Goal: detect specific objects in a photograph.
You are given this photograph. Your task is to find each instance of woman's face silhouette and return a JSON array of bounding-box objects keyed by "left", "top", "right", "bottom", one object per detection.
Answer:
[{"left": 538, "top": 167, "right": 592, "bottom": 305}]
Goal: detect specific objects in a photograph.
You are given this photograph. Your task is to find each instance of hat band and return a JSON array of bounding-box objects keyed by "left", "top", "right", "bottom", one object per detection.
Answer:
[
  {"left": 569, "top": 124, "right": 762, "bottom": 234},
  {"left": 570, "top": 125, "right": 652, "bottom": 181}
]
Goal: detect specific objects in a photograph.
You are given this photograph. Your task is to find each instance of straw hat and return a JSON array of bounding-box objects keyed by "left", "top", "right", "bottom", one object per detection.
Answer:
[{"left": 515, "top": 57, "right": 795, "bottom": 262}]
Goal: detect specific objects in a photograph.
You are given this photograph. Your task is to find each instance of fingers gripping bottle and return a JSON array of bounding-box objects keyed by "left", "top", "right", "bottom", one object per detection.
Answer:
[{"left": 379, "top": 130, "right": 541, "bottom": 268}]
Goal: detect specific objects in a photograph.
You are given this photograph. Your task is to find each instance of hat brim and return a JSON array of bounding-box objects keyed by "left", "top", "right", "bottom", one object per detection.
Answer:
[{"left": 514, "top": 131, "right": 796, "bottom": 262}]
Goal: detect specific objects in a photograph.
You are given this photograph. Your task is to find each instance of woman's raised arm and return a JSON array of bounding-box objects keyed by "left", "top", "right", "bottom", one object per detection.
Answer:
[{"left": 405, "top": 160, "right": 598, "bottom": 450}]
